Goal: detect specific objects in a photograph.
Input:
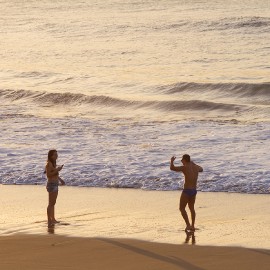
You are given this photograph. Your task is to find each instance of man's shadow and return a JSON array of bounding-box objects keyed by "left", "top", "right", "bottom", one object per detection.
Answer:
[{"left": 184, "top": 230, "right": 196, "bottom": 245}]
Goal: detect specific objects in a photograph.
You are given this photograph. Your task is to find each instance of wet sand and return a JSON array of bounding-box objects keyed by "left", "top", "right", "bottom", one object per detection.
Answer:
[{"left": 0, "top": 185, "right": 269, "bottom": 269}]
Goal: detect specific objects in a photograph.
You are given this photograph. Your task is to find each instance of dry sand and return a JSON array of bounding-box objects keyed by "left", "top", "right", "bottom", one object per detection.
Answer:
[{"left": 0, "top": 185, "right": 269, "bottom": 269}]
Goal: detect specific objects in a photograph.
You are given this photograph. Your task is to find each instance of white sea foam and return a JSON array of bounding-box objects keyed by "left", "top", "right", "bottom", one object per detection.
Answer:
[
  {"left": 0, "top": 114, "right": 269, "bottom": 194},
  {"left": 0, "top": 0, "right": 269, "bottom": 194}
]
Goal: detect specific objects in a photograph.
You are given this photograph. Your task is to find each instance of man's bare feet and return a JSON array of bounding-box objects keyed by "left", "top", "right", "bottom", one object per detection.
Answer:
[
  {"left": 48, "top": 222, "right": 55, "bottom": 228},
  {"left": 52, "top": 220, "right": 60, "bottom": 224}
]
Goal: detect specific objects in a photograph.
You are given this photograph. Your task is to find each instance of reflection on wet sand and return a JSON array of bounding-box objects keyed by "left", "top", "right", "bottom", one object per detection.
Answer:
[
  {"left": 184, "top": 231, "right": 196, "bottom": 245},
  {"left": 48, "top": 227, "right": 55, "bottom": 234}
]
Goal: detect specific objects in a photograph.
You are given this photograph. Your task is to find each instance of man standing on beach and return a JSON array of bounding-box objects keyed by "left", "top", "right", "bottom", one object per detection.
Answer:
[{"left": 170, "top": 154, "right": 203, "bottom": 232}]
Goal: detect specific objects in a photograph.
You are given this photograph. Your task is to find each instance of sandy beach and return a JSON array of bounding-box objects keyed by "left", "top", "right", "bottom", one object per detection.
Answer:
[
  {"left": 1, "top": 234, "right": 269, "bottom": 270},
  {"left": 0, "top": 185, "right": 269, "bottom": 269},
  {"left": 1, "top": 0, "right": 270, "bottom": 269}
]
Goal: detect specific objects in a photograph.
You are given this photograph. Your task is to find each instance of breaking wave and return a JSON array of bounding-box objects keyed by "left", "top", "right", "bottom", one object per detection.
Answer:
[
  {"left": 0, "top": 88, "right": 242, "bottom": 112},
  {"left": 162, "top": 16, "right": 270, "bottom": 32},
  {"left": 160, "top": 82, "right": 270, "bottom": 99}
]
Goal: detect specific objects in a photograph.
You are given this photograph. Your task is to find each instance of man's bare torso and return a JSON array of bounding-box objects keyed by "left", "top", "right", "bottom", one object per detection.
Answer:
[{"left": 181, "top": 162, "right": 201, "bottom": 189}]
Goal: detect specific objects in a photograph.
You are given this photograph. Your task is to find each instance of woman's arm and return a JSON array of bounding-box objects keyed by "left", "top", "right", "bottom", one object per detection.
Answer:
[
  {"left": 58, "top": 176, "right": 65, "bottom": 185},
  {"left": 46, "top": 162, "right": 62, "bottom": 177}
]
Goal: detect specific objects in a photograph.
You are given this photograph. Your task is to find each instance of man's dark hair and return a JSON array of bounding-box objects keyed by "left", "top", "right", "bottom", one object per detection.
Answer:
[{"left": 182, "top": 154, "right": 190, "bottom": 162}]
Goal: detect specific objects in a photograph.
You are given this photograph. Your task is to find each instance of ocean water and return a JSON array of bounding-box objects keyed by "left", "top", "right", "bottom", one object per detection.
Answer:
[{"left": 0, "top": 0, "right": 269, "bottom": 194}]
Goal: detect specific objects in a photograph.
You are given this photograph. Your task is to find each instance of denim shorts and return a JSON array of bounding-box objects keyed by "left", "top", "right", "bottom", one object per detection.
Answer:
[{"left": 46, "top": 182, "right": 59, "bottom": 193}]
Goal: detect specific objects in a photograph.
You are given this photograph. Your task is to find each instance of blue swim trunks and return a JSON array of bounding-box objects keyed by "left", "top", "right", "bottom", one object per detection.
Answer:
[
  {"left": 182, "top": 189, "right": 197, "bottom": 197},
  {"left": 46, "top": 182, "right": 59, "bottom": 193}
]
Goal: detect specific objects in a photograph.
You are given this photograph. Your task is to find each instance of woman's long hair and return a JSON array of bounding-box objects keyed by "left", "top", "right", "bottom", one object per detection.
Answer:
[
  {"left": 44, "top": 149, "right": 57, "bottom": 174},
  {"left": 47, "top": 149, "right": 57, "bottom": 167}
]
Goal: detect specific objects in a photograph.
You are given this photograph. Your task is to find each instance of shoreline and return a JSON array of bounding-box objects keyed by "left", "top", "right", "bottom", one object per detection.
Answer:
[{"left": 2, "top": 183, "right": 270, "bottom": 195}]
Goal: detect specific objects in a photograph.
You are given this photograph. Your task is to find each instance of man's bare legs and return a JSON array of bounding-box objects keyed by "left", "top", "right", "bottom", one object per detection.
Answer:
[
  {"left": 179, "top": 192, "right": 196, "bottom": 231},
  {"left": 188, "top": 195, "right": 196, "bottom": 231},
  {"left": 47, "top": 191, "right": 58, "bottom": 227}
]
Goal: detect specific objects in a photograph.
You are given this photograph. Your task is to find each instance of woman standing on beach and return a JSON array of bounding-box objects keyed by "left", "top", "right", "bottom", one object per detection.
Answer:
[{"left": 45, "top": 149, "right": 65, "bottom": 228}]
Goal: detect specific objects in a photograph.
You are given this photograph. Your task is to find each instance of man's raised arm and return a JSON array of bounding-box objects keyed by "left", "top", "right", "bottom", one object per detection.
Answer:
[{"left": 170, "top": 156, "right": 183, "bottom": 172}]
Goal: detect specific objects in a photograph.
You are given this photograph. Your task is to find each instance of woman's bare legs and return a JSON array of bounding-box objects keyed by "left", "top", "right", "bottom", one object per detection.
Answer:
[{"left": 47, "top": 191, "right": 58, "bottom": 227}]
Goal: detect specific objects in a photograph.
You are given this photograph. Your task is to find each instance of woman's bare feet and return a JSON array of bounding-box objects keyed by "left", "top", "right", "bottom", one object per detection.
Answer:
[{"left": 185, "top": 226, "right": 195, "bottom": 232}]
